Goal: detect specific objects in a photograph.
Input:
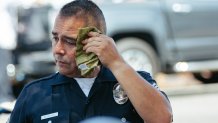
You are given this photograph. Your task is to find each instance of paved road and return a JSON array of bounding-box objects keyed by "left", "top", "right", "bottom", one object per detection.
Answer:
[
  {"left": 157, "top": 73, "right": 218, "bottom": 123},
  {"left": 168, "top": 88, "right": 218, "bottom": 123},
  {"left": 0, "top": 113, "right": 9, "bottom": 122}
]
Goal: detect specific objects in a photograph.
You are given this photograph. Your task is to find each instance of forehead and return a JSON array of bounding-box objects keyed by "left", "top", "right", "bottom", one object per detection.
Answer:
[{"left": 52, "top": 15, "right": 87, "bottom": 35}]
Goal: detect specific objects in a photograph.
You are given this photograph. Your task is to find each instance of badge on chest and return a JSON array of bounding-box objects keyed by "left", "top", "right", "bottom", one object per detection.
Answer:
[{"left": 113, "top": 83, "right": 128, "bottom": 105}]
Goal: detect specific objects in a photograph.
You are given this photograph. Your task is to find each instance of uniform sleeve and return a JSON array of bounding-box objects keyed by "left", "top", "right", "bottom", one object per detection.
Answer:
[
  {"left": 9, "top": 86, "right": 29, "bottom": 123},
  {"left": 138, "top": 71, "right": 160, "bottom": 90},
  {"left": 138, "top": 71, "right": 170, "bottom": 101}
]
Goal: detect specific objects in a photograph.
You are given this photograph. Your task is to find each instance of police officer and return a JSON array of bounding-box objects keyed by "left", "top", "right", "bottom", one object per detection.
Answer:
[{"left": 9, "top": 0, "right": 172, "bottom": 123}]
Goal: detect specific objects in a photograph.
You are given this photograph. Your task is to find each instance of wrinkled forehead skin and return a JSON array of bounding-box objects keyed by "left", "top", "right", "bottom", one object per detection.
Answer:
[{"left": 58, "top": 12, "right": 101, "bottom": 31}]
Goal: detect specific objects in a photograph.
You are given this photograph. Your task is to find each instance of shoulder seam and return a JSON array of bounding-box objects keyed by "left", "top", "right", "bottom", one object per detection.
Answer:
[{"left": 24, "top": 73, "right": 58, "bottom": 89}]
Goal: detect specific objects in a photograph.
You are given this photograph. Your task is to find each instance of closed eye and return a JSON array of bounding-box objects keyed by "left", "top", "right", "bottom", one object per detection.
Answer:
[
  {"left": 63, "top": 37, "right": 76, "bottom": 45},
  {"left": 51, "top": 32, "right": 59, "bottom": 42}
]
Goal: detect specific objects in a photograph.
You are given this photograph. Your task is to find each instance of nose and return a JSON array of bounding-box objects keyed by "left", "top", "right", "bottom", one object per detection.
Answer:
[{"left": 53, "top": 41, "right": 65, "bottom": 55}]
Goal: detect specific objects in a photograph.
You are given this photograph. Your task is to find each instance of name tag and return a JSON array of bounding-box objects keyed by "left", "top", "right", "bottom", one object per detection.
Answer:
[{"left": 41, "top": 112, "right": 58, "bottom": 120}]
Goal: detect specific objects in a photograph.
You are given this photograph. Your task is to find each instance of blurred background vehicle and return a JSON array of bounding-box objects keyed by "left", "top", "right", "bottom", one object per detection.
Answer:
[
  {"left": 8, "top": 2, "right": 55, "bottom": 97},
  {"left": 1, "top": 0, "right": 218, "bottom": 123},
  {"left": 95, "top": 0, "right": 218, "bottom": 83},
  {"left": 7, "top": 0, "right": 218, "bottom": 97}
]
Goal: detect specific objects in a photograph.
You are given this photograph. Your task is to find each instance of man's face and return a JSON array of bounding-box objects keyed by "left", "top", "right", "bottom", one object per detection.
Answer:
[{"left": 52, "top": 15, "right": 86, "bottom": 77}]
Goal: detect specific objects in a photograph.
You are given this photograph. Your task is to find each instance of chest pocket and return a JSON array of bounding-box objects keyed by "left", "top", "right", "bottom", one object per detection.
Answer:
[{"left": 33, "top": 111, "right": 70, "bottom": 123}]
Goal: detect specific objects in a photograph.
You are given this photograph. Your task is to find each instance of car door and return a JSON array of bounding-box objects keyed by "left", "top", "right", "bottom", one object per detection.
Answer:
[{"left": 165, "top": 0, "right": 218, "bottom": 61}]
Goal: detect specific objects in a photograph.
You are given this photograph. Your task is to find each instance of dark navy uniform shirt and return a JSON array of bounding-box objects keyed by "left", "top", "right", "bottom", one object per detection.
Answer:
[{"left": 9, "top": 66, "right": 167, "bottom": 123}]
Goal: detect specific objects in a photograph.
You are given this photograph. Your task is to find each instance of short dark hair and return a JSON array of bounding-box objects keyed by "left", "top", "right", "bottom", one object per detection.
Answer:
[{"left": 59, "top": 0, "right": 106, "bottom": 34}]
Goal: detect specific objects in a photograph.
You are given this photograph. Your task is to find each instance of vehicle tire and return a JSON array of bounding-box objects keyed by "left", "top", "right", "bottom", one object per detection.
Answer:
[
  {"left": 116, "top": 37, "right": 160, "bottom": 76},
  {"left": 193, "top": 72, "right": 218, "bottom": 84}
]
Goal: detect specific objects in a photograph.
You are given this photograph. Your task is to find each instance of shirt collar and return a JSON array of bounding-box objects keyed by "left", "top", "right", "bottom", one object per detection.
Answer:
[
  {"left": 50, "top": 72, "right": 74, "bottom": 86},
  {"left": 51, "top": 66, "right": 116, "bottom": 86},
  {"left": 95, "top": 66, "right": 116, "bottom": 83}
]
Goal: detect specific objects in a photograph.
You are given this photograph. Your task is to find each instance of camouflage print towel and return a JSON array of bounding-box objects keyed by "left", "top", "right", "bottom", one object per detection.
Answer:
[{"left": 76, "top": 27, "right": 101, "bottom": 77}]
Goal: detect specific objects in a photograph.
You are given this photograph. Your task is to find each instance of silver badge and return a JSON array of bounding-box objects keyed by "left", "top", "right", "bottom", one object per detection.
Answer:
[{"left": 113, "top": 83, "right": 128, "bottom": 104}]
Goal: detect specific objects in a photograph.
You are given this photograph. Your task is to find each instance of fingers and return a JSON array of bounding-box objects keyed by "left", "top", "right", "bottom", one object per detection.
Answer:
[
  {"left": 88, "top": 31, "right": 101, "bottom": 37},
  {"left": 83, "top": 39, "right": 101, "bottom": 51},
  {"left": 82, "top": 34, "right": 102, "bottom": 54},
  {"left": 82, "top": 37, "right": 101, "bottom": 44},
  {"left": 82, "top": 32, "right": 110, "bottom": 55},
  {"left": 82, "top": 31, "right": 103, "bottom": 50},
  {"left": 85, "top": 46, "right": 100, "bottom": 56},
  {"left": 80, "top": 32, "right": 121, "bottom": 67}
]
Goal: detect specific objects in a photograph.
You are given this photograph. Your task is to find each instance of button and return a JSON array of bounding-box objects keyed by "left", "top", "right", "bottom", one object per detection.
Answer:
[
  {"left": 121, "top": 117, "right": 126, "bottom": 122},
  {"left": 48, "top": 120, "right": 52, "bottom": 123}
]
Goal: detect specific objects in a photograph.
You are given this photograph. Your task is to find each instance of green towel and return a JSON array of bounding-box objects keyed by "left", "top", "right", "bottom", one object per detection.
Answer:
[{"left": 76, "top": 27, "right": 101, "bottom": 77}]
